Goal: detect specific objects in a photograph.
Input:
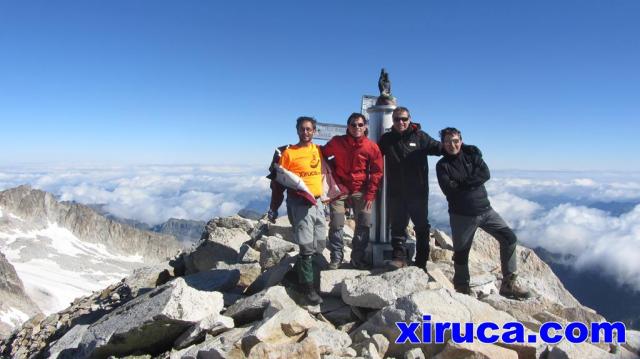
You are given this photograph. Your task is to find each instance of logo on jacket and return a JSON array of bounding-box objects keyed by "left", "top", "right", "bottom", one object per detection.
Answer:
[{"left": 310, "top": 151, "right": 320, "bottom": 168}]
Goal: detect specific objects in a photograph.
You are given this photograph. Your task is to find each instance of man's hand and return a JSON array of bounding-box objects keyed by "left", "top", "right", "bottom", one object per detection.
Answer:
[
  {"left": 364, "top": 200, "right": 373, "bottom": 211},
  {"left": 267, "top": 209, "right": 278, "bottom": 224}
]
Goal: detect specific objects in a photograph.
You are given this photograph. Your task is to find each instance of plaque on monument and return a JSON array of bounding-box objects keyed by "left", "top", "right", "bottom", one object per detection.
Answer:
[{"left": 315, "top": 122, "right": 347, "bottom": 140}]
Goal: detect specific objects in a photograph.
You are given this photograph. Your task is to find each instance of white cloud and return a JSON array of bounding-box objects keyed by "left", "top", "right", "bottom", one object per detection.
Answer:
[
  {"left": 3, "top": 165, "right": 640, "bottom": 291},
  {"left": 429, "top": 171, "right": 640, "bottom": 291},
  {"left": 0, "top": 164, "right": 270, "bottom": 226},
  {"left": 516, "top": 204, "right": 640, "bottom": 290}
]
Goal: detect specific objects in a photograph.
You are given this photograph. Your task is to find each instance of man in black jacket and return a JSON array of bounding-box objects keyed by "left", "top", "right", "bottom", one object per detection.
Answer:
[
  {"left": 378, "top": 107, "right": 480, "bottom": 271},
  {"left": 436, "top": 127, "right": 530, "bottom": 299},
  {"left": 378, "top": 107, "right": 440, "bottom": 270}
]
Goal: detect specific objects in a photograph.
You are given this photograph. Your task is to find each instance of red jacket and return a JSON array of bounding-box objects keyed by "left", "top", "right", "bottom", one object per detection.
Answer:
[{"left": 322, "top": 134, "right": 383, "bottom": 201}]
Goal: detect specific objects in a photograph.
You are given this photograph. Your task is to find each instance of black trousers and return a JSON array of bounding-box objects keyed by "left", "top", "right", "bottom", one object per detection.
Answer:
[{"left": 388, "top": 195, "right": 430, "bottom": 267}]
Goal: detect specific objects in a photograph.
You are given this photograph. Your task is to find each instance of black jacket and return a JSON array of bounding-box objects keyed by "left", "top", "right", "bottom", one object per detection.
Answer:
[
  {"left": 378, "top": 123, "right": 442, "bottom": 197},
  {"left": 436, "top": 150, "right": 491, "bottom": 216}
]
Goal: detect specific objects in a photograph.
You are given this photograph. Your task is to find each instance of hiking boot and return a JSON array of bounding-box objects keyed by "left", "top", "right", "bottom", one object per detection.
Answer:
[
  {"left": 454, "top": 284, "right": 471, "bottom": 295},
  {"left": 328, "top": 261, "right": 341, "bottom": 270},
  {"left": 500, "top": 273, "right": 532, "bottom": 300},
  {"left": 388, "top": 259, "right": 407, "bottom": 270},
  {"left": 302, "top": 282, "right": 323, "bottom": 305}
]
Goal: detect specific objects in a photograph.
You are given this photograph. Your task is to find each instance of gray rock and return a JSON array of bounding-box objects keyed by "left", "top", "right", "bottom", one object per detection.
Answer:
[
  {"left": 430, "top": 246, "right": 454, "bottom": 263},
  {"left": 123, "top": 262, "right": 174, "bottom": 296},
  {"left": 266, "top": 217, "right": 295, "bottom": 243},
  {"left": 225, "top": 286, "right": 296, "bottom": 326},
  {"left": 170, "top": 326, "right": 250, "bottom": 359},
  {"left": 547, "top": 340, "right": 614, "bottom": 359},
  {"left": 214, "top": 262, "right": 262, "bottom": 289},
  {"left": 209, "top": 216, "right": 254, "bottom": 233},
  {"left": 248, "top": 338, "right": 321, "bottom": 359},
  {"left": 556, "top": 305, "right": 605, "bottom": 324},
  {"left": 182, "top": 268, "right": 240, "bottom": 292},
  {"left": 173, "top": 314, "right": 234, "bottom": 350},
  {"left": 259, "top": 235, "right": 297, "bottom": 270},
  {"left": 351, "top": 331, "right": 389, "bottom": 358},
  {"left": 320, "top": 269, "right": 371, "bottom": 297},
  {"left": 622, "top": 330, "right": 640, "bottom": 354},
  {"left": 427, "top": 266, "right": 454, "bottom": 291},
  {"left": 245, "top": 253, "right": 297, "bottom": 295},
  {"left": 341, "top": 267, "right": 430, "bottom": 309},
  {"left": 322, "top": 305, "right": 356, "bottom": 328},
  {"left": 238, "top": 243, "right": 261, "bottom": 263},
  {"left": 405, "top": 347, "right": 426, "bottom": 359},
  {"left": 470, "top": 229, "right": 579, "bottom": 308},
  {"left": 57, "top": 277, "right": 223, "bottom": 358},
  {"left": 354, "top": 288, "right": 528, "bottom": 357},
  {"left": 433, "top": 341, "right": 519, "bottom": 359},
  {"left": 468, "top": 273, "right": 498, "bottom": 298},
  {"left": 432, "top": 229, "right": 454, "bottom": 250},
  {"left": 240, "top": 306, "right": 331, "bottom": 354},
  {"left": 306, "top": 326, "right": 352, "bottom": 355},
  {"left": 184, "top": 226, "right": 251, "bottom": 274},
  {"left": 47, "top": 324, "right": 90, "bottom": 359}
]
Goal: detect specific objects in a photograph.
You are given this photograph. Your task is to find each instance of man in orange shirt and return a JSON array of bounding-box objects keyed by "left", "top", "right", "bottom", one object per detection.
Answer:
[{"left": 268, "top": 116, "right": 326, "bottom": 305}]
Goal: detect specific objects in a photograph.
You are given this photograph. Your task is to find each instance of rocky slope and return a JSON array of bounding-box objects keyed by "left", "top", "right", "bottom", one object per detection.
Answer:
[
  {"left": 151, "top": 218, "right": 206, "bottom": 245},
  {"left": 88, "top": 203, "right": 206, "bottom": 246},
  {"left": 0, "top": 251, "right": 40, "bottom": 337},
  {"left": 0, "top": 185, "right": 183, "bottom": 335},
  {"left": 534, "top": 247, "right": 640, "bottom": 330},
  {"left": 1, "top": 215, "right": 638, "bottom": 358}
]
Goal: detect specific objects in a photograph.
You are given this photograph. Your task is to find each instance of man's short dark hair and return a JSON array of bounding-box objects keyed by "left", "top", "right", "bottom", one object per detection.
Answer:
[
  {"left": 392, "top": 106, "right": 411, "bottom": 118},
  {"left": 347, "top": 112, "right": 367, "bottom": 125},
  {"left": 439, "top": 127, "right": 462, "bottom": 142},
  {"left": 296, "top": 116, "right": 317, "bottom": 130}
]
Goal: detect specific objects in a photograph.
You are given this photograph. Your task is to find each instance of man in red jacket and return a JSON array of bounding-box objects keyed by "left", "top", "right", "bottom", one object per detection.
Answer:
[{"left": 322, "top": 113, "right": 383, "bottom": 269}]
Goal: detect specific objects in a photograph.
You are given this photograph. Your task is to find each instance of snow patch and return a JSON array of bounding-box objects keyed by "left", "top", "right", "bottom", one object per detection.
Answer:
[
  {"left": 11, "top": 258, "right": 127, "bottom": 314},
  {"left": 0, "top": 221, "right": 145, "bottom": 315},
  {"left": 0, "top": 206, "right": 24, "bottom": 221},
  {"left": 0, "top": 307, "right": 29, "bottom": 327},
  {"left": 0, "top": 222, "right": 144, "bottom": 263}
]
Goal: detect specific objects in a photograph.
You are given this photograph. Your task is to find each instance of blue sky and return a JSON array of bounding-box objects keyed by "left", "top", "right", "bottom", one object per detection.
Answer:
[{"left": 1, "top": 0, "right": 638, "bottom": 170}]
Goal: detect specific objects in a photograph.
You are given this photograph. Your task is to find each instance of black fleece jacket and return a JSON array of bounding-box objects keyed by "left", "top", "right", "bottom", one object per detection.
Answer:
[
  {"left": 436, "top": 150, "right": 491, "bottom": 216},
  {"left": 378, "top": 123, "right": 442, "bottom": 197}
]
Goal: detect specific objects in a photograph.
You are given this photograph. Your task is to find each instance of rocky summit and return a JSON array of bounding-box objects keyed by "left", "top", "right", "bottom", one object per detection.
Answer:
[{"left": 1, "top": 213, "right": 639, "bottom": 358}]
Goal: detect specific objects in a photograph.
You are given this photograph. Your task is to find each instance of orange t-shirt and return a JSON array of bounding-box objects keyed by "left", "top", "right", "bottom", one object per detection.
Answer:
[{"left": 279, "top": 144, "right": 323, "bottom": 197}]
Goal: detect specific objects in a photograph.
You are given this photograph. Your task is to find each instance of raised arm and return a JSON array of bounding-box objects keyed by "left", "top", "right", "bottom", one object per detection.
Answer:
[{"left": 421, "top": 132, "right": 444, "bottom": 156}]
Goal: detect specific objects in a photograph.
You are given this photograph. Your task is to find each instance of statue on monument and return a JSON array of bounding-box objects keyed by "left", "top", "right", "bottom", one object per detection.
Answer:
[{"left": 376, "top": 68, "right": 396, "bottom": 106}]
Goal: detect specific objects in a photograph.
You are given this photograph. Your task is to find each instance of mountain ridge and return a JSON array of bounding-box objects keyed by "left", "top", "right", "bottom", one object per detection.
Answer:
[{"left": 0, "top": 185, "right": 181, "bottom": 262}]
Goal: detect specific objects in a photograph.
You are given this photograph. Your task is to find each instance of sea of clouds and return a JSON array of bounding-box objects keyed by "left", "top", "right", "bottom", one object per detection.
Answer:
[
  {"left": 1, "top": 165, "right": 639, "bottom": 291},
  {"left": 0, "top": 164, "right": 271, "bottom": 226}
]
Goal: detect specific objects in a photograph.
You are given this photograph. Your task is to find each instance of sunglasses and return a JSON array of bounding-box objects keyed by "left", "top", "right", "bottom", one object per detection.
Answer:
[
  {"left": 393, "top": 117, "right": 410, "bottom": 122},
  {"left": 350, "top": 122, "right": 365, "bottom": 128}
]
